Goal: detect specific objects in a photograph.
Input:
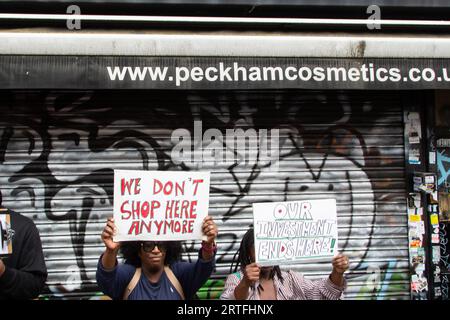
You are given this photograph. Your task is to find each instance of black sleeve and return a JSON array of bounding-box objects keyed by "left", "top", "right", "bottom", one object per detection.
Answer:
[{"left": 0, "top": 220, "right": 47, "bottom": 299}]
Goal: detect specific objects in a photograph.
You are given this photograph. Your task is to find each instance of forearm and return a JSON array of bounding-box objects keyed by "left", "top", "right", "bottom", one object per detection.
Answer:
[
  {"left": 201, "top": 242, "right": 215, "bottom": 261},
  {"left": 101, "top": 248, "right": 119, "bottom": 270},
  {"left": 233, "top": 279, "right": 251, "bottom": 300},
  {"left": 330, "top": 270, "right": 345, "bottom": 287}
]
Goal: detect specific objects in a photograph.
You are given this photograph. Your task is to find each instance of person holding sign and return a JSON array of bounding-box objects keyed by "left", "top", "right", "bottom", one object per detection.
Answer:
[
  {"left": 220, "top": 228, "right": 349, "bottom": 300},
  {"left": 96, "top": 215, "right": 218, "bottom": 300}
]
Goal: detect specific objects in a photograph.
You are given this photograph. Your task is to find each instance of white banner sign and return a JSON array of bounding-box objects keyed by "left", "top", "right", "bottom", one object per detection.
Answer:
[
  {"left": 253, "top": 199, "right": 338, "bottom": 266},
  {"left": 113, "top": 170, "right": 210, "bottom": 241}
]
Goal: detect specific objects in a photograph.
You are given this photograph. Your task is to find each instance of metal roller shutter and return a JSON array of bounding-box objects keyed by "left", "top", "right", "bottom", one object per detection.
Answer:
[{"left": 0, "top": 89, "right": 408, "bottom": 299}]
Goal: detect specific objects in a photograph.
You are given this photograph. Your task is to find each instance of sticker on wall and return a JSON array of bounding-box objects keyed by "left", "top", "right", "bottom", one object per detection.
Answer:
[
  {"left": 429, "top": 151, "right": 436, "bottom": 165},
  {"left": 430, "top": 204, "right": 439, "bottom": 213},
  {"left": 409, "top": 150, "right": 421, "bottom": 165},
  {"left": 412, "top": 277, "right": 428, "bottom": 292},
  {"left": 408, "top": 193, "right": 422, "bottom": 208},
  {"left": 419, "top": 221, "right": 425, "bottom": 234},
  {"left": 413, "top": 174, "right": 436, "bottom": 194},
  {"left": 430, "top": 214, "right": 439, "bottom": 227},
  {"left": 435, "top": 287, "right": 442, "bottom": 297},
  {"left": 409, "top": 228, "right": 422, "bottom": 239},
  {"left": 405, "top": 112, "right": 422, "bottom": 144},
  {"left": 409, "top": 214, "right": 421, "bottom": 222},
  {"left": 410, "top": 238, "right": 422, "bottom": 248},
  {"left": 415, "top": 264, "right": 425, "bottom": 274},
  {"left": 408, "top": 207, "right": 423, "bottom": 216},
  {"left": 432, "top": 233, "right": 440, "bottom": 244},
  {"left": 434, "top": 273, "right": 441, "bottom": 283},
  {"left": 433, "top": 246, "right": 441, "bottom": 263},
  {"left": 405, "top": 111, "right": 422, "bottom": 165}
]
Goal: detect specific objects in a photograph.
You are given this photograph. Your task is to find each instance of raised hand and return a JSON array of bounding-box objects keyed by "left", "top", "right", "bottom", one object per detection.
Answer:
[
  {"left": 202, "top": 215, "right": 218, "bottom": 245},
  {"left": 332, "top": 254, "right": 350, "bottom": 274},
  {"left": 243, "top": 262, "right": 261, "bottom": 286},
  {"left": 101, "top": 217, "right": 120, "bottom": 252}
]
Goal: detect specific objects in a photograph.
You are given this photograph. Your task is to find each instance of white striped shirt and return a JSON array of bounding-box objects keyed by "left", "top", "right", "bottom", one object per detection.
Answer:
[{"left": 220, "top": 270, "right": 346, "bottom": 300}]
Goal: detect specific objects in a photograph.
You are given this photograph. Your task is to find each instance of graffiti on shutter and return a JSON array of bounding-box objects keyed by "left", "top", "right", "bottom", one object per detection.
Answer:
[{"left": 0, "top": 90, "right": 408, "bottom": 299}]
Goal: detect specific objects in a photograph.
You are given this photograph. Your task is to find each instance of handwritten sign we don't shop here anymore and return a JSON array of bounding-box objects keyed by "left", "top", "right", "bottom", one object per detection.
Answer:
[
  {"left": 253, "top": 199, "right": 338, "bottom": 266},
  {"left": 113, "top": 170, "right": 210, "bottom": 241}
]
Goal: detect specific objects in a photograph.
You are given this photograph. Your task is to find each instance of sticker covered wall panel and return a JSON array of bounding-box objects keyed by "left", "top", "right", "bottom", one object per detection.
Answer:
[{"left": 0, "top": 90, "right": 408, "bottom": 299}]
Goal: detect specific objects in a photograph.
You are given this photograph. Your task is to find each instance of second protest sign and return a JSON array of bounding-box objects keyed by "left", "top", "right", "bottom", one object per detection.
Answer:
[
  {"left": 113, "top": 170, "right": 210, "bottom": 242},
  {"left": 253, "top": 199, "right": 338, "bottom": 266}
]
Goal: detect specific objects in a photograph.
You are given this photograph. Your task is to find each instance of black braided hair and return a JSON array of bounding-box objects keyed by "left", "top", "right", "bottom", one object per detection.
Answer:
[
  {"left": 231, "top": 228, "right": 284, "bottom": 284},
  {"left": 120, "top": 241, "right": 183, "bottom": 267}
]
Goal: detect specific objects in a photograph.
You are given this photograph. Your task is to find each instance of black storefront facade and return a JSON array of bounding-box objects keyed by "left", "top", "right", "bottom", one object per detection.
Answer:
[{"left": 0, "top": 1, "right": 449, "bottom": 300}]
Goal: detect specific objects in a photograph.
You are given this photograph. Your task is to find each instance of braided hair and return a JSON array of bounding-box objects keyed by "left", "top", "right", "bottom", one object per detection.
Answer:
[{"left": 231, "top": 228, "right": 284, "bottom": 284}]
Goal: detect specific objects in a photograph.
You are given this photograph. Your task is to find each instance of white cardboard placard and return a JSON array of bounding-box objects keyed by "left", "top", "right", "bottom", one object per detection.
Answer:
[
  {"left": 113, "top": 170, "right": 210, "bottom": 241},
  {"left": 253, "top": 199, "right": 338, "bottom": 266}
]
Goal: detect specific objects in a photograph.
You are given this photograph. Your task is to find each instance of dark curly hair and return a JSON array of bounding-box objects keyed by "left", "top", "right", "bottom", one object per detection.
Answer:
[
  {"left": 120, "top": 241, "right": 183, "bottom": 267},
  {"left": 231, "top": 228, "right": 284, "bottom": 285}
]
